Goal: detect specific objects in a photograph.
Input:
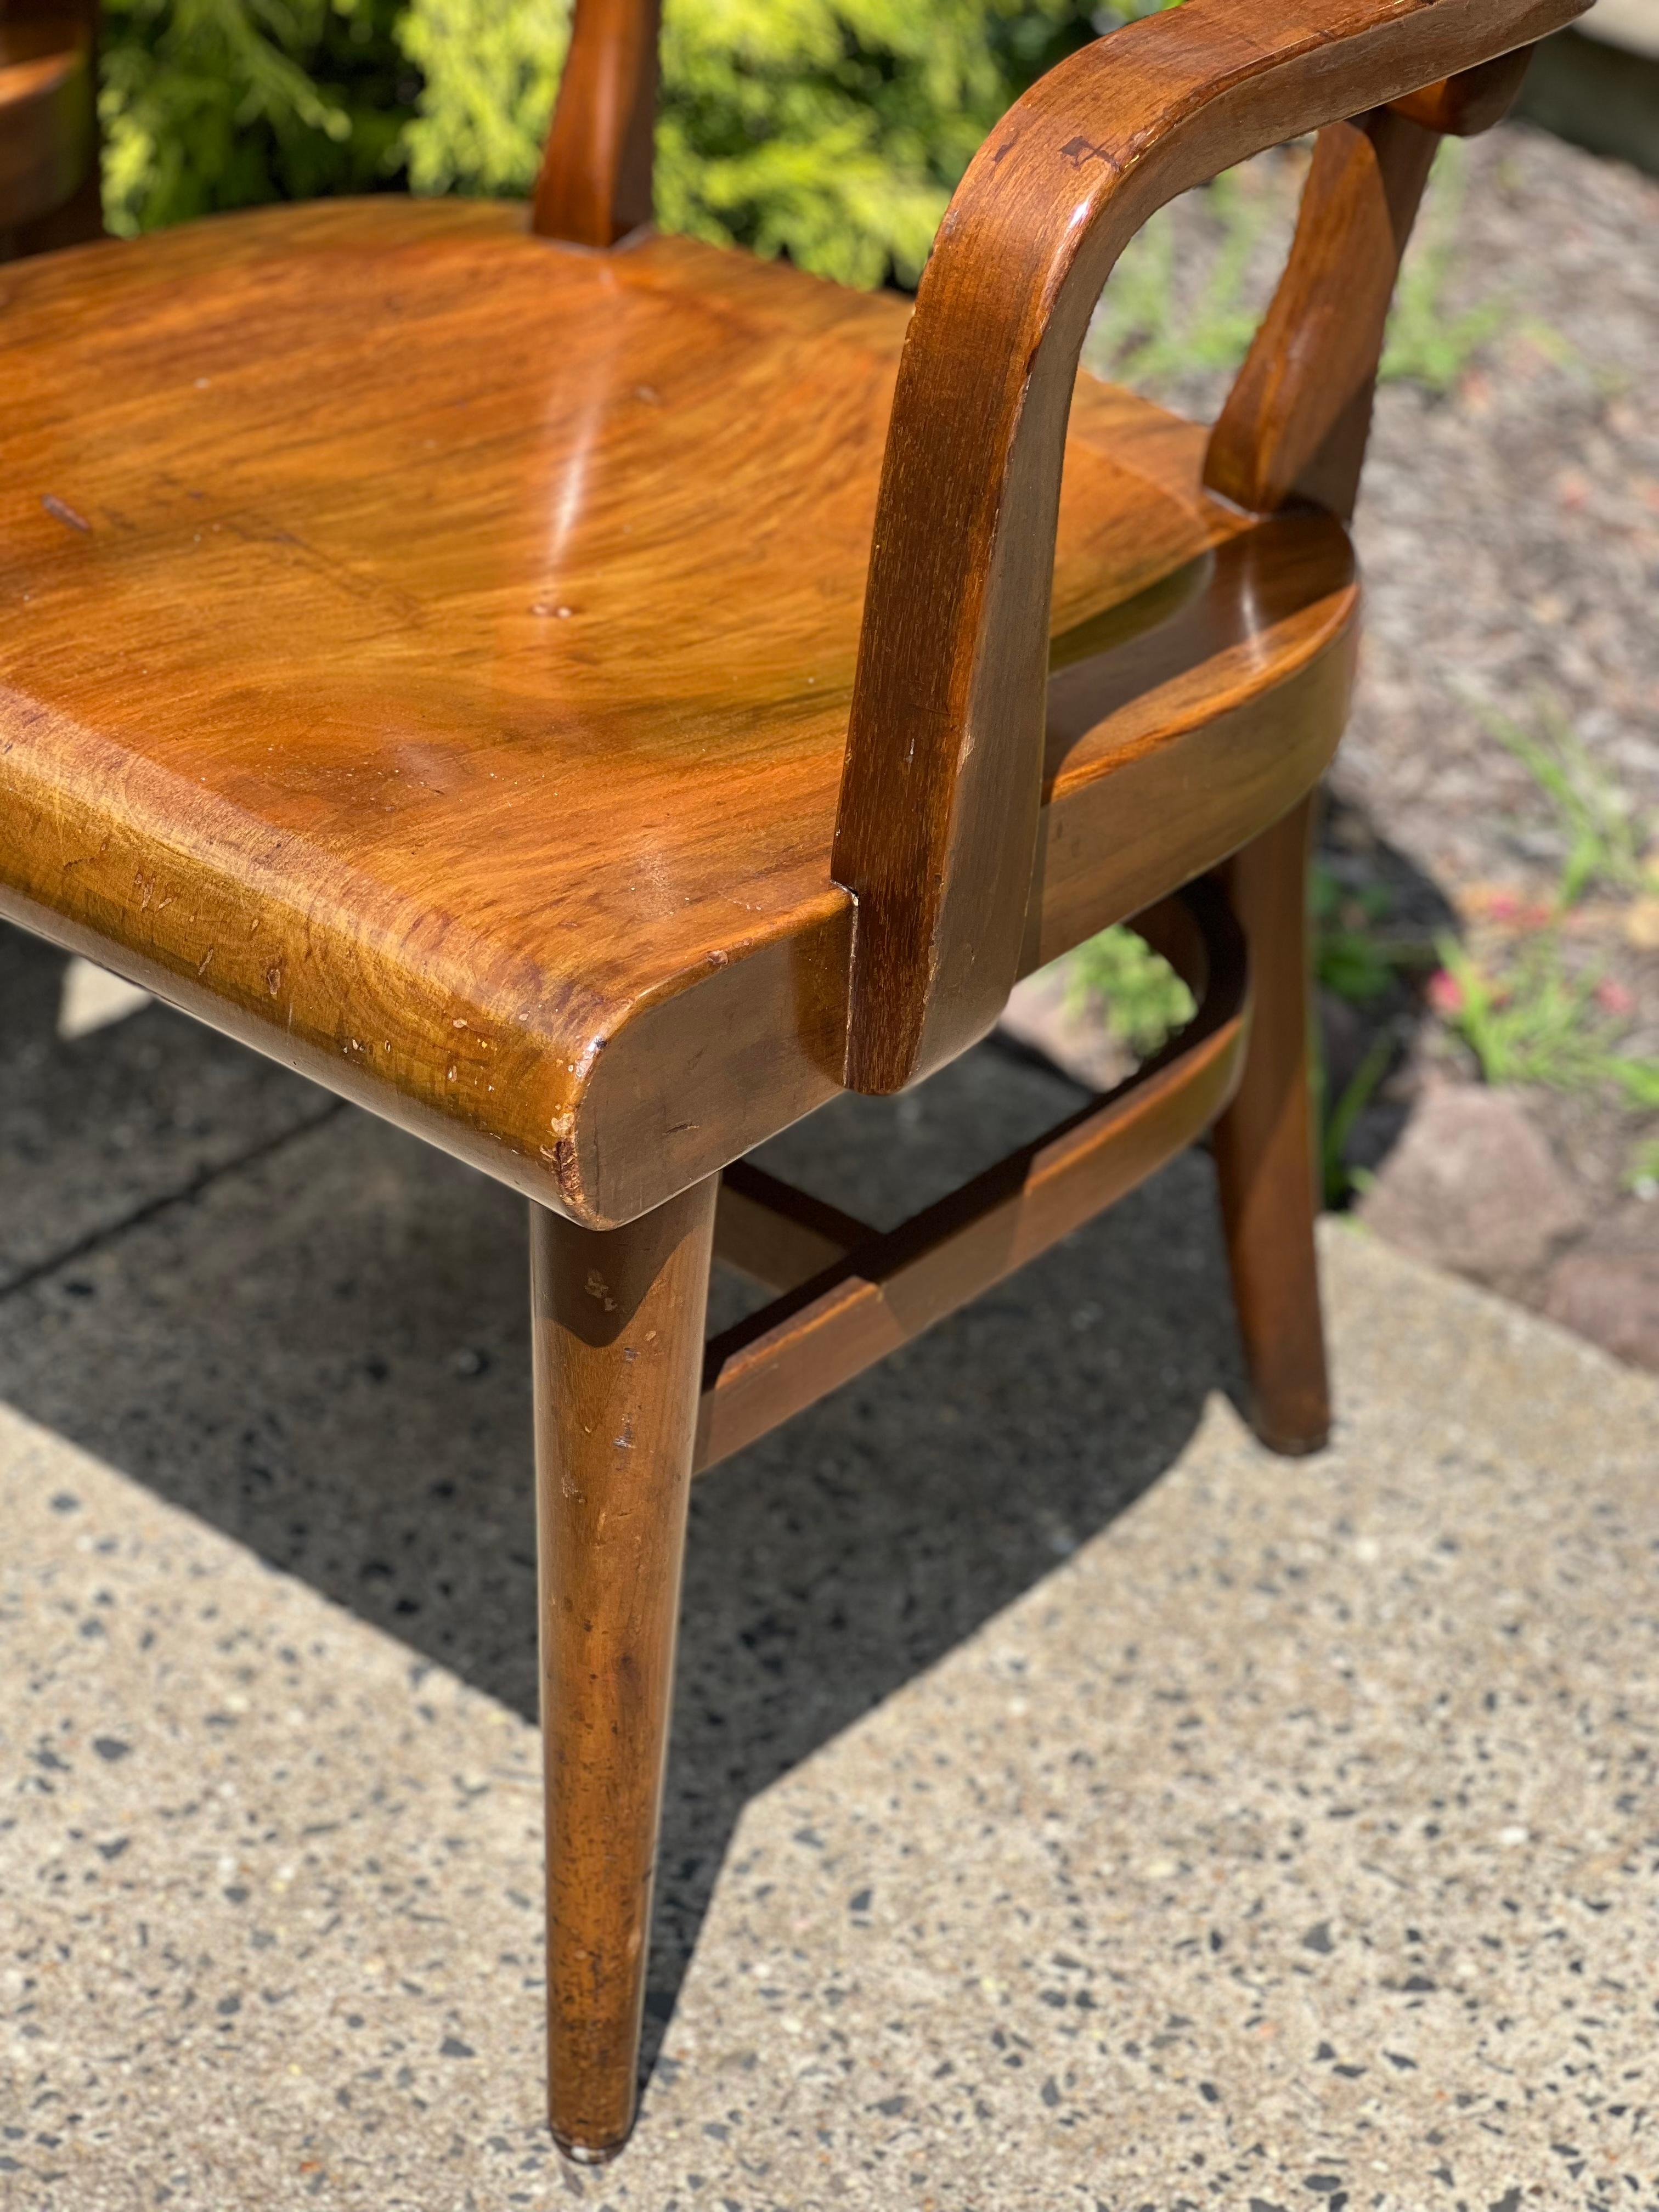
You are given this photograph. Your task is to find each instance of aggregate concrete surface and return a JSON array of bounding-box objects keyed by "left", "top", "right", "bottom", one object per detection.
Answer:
[{"left": 2, "top": 926, "right": 1658, "bottom": 2210}]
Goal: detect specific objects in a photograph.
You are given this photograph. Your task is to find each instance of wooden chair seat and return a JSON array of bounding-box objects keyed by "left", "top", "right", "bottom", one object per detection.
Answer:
[{"left": 0, "top": 193, "right": 1354, "bottom": 1227}]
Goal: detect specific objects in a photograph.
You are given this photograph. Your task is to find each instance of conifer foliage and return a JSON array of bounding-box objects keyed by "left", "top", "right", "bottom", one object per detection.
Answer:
[{"left": 99, "top": 0, "right": 1173, "bottom": 281}]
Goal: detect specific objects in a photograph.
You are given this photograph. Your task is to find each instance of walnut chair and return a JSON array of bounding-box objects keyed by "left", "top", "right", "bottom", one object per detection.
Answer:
[{"left": 0, "top": 0, "right": 1584, "bottom": 2160}]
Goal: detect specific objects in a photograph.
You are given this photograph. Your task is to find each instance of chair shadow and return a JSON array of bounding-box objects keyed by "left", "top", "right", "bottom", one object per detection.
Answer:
[
  {"left": 1312, "top": 792, "right": 1460, "bottom": 1188},
  {"left": 0, "top": 853, "right": 1421, "bottom": 2085}
]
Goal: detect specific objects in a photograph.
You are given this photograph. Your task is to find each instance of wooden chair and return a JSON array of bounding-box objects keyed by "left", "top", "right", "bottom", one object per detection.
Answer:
[{"left": 0, "top": 0, "right": 1583, "bottom": 2160}]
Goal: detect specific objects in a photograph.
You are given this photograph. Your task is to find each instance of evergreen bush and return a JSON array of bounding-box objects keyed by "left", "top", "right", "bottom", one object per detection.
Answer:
[{"left": 98, "top": 0, "right": 1177, "bottom": 283}]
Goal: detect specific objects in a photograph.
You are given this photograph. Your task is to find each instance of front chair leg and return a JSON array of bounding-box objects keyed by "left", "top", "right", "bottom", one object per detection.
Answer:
[
  {"left": 530, "top": 1175, "right": 719, "bottom": 2162},
  {"left": 1211, "top": 793, "right": 1333, "bottom": 1455}
]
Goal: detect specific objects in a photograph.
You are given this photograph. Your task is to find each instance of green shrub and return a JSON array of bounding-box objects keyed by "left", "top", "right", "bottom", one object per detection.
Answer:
[
  {"left": 394, "top": 0, "right": 560, "bottom": 202},
  {"left": 1065, "top": 923, "right": 1194, "bottom": 1059},
  {"left": 400, "top": 0, "right": 1077, "bottom": 286},
  {"left": 101, "top": 0, "right": 414, "bottom": 235},
  {"left": 99, "top": 0, "right": 1143, "bottom": 281}
]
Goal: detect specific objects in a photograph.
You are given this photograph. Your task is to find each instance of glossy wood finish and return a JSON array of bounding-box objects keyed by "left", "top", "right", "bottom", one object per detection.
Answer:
[
  {"left": 0, "top": 0, "right": 99, "bottom": 253},
  {"left": 0, "top": 195, "right": 1350, "bottom": 1229},
  {"left": 1389, "top": 44, "right": 1536, "bottom": 134},
  {"left": 531, "top": 1173, "right": 718, "bottom": 2161},
  {"left": 696, "top": 886, "right": 1246, "bottom": 1475},
  {"left": 832, "top": 0, "right": 1589, "bottom": 1096},
  {"left": 534, "top": 0, "right": 660, "bottom": 246},
  {"left": 1030, "top": 511, "right": 1356, "bottom": 970},
  {"left": 1211, "top": 797, "right": 1330, "bottom": 1455},
  {"left": 1205, "top": 109, "right": 1439, "bottom": 520}
]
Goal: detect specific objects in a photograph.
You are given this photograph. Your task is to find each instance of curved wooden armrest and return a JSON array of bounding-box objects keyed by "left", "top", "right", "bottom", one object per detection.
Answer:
[{"left": 832, "top": 0, "right": 1588, "bottom": 1094}]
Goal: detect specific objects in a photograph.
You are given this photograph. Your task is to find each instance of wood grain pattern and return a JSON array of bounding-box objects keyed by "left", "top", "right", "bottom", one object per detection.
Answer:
[
  {"left": 531, "top": 1173, "right": 718, "bottom": 2160},
  {"left": 831, "top": 0, "right": 1590, "bottom": 1098},
  {"left": 534, "top": 0, "right": 661, "bottom": 246},
  {"left": 0, "top": 195, "right": 1347, "bottom": 1229},
  {"left": 1030, "top": 511, "right": 1357, "bottom": 968}
]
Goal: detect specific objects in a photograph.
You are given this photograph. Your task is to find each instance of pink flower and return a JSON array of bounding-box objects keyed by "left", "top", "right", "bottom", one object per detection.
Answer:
[
  {"left": 1427, "top": 969, "right": 1465, "bottom": 1017},
  {"left": 1595, "top": 979, "right": 1637, "bottom": 1018}
]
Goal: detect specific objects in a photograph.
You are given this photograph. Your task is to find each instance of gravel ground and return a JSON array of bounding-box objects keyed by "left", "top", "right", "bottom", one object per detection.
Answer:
[
  {"left": 1076, "top": 118, "right": 1659, "bottom": 1361},
  {"left": 1345, "top": 127, "right": 1659, "bottom": 868},
  {"left": 1090, "top": 122, "right": 1659, "bottom": 852}
]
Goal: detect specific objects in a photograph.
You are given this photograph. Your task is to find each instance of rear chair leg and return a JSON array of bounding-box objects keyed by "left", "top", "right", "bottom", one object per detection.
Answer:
[
  {"left": 531, "top": 1175, "right": 719, "bottom": 2162},
  {"left": 1211, "top": 793, "right": 1333, "bottom": 1455}
]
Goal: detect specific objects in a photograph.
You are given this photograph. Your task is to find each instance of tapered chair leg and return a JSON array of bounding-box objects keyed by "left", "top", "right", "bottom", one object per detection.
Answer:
[
  {"left": 530, "top": 1175, "right": 719, "bottom": 2163},
  {"left": 1210, "top": 793, "right": 1332, "bottom": 1455}
]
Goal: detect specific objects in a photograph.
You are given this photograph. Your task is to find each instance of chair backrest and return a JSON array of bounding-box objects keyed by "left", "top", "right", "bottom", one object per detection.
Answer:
[
  {"left": 0, "top": 0, "right": 101, "bottom": 259},
  {"left": 534, "top": 0, "right": 661, "bottom": 246}
]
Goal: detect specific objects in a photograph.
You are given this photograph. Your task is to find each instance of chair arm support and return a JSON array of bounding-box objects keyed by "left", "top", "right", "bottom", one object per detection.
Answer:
[{"left": 832, "top": 0, "right": 1588, "bottom": 1095}]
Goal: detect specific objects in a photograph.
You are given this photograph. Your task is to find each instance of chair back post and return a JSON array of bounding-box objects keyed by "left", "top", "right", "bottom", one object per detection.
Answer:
[
  {"left": 1, "top": 0, "right": 103, "bottom": 262},
  {"left": 1204, "top": 46, "right": 1534, "bottom": 519},
  {"left": 533, "top": 0, "right": 662, "bottom": 247}
]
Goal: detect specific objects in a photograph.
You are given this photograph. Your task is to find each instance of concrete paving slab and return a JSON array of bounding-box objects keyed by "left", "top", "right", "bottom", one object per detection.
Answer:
[
  {"left": 3, "top": 923, "right": 1656, "bottom": 2205},
  {"left": 1582, "top": 0, "right": 1659, "bottom": 58},
  {"left": 0, "top": 1024, "right": 1237, "bottom": 2035},
  {"left": 3, "top": 1207, "right": 1657, "bottom": 2209}
]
